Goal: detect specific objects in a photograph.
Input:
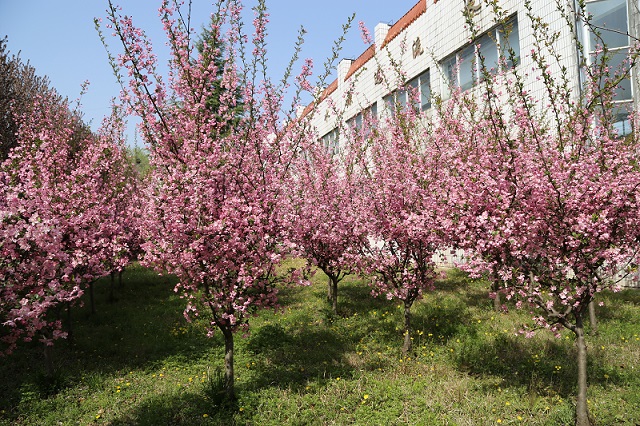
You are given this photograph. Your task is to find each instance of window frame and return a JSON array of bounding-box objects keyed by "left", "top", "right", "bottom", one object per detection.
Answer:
[
  {"left": 582, "top": 0, "right": 633, "bottom": 103},
  {"left": 441, "top": 15, "right": 520, "bottom": 92},
  {"left": 581, "top": 0, "right": 633, "bottom": 136},
  {"left": 384, "top": 69, "right": 431, "bottom": 114}
]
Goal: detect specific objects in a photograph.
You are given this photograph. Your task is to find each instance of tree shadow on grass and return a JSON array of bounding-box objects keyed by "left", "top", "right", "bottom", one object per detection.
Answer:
[
  {"left": 412, "top": 300, "right": 473, "bottom": 345},
  {"left": 336, "top": 277, "right": 393, "bottom": 317},
  {"left": 453, "top": 332, "right": 628, "bottom": 400},
  {"left": 244, "top": 321, "right": 354, "bottom": 392},
  {"left": 0, "top": 265, "right": 216, "bottom": 414},
  {"left": 241, "top": 278, "right": 476, "bottom": 394},
  {"left": 110, "top": 388, "right": 239, "bottom": 426}
]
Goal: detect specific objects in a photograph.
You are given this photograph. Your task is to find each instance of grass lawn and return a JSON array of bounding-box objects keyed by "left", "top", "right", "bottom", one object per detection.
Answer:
[{"left": 0, "top": 263, "right": 638, "bottom": 425}]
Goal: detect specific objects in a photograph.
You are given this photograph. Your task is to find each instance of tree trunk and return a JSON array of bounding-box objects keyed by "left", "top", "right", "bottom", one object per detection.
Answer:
[
  {"left": 588, "top": 301, "right": 598, "bottom": 335},
  {"left": 118, "top": 269, "right": 123, "bottom": 288},
  {"left": 43, "top": 343, "right": 54, "bottom": 378},
  {"left": 66, "top": 302, "right": 73, "bottom": 342},
  {"left": 492, "top": 280, "right": 502, "bottom": 312},
  {"left": 89, "top": 281, "right": 96, "bottom": 314},
  {"left": 574, "top": 311, "right": 592, "bottom": 426},
  {"left": 325, "top": 274, "right": 339, "bottom": 315},
  {"left": 109, "top": 272, "right": 115, "bottom": 303},
  {"left": 331, "top": 277, "right": 338, "bottom": 315},
  {"left": 221, "top": 325, "right": 236, "bottom": 401},
  {"left": 402, "top": 301, "right": 412, "bottom": 354}
]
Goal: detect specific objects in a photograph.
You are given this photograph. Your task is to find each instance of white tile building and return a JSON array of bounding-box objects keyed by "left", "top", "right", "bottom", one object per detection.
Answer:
[{"left": 302, "top": 0, "right": 637, "bottom": 145}]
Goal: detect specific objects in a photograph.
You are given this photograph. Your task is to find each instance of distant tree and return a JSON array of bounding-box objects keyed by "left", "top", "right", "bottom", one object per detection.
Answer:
[
  {"left": 0, "top": 37, "right": 60, "bottom": 160},
  {"left": 354, "top": 105, "right": 448, "bottom": 354},
  {"left": 288, "top": 130, "right": 366, "bottom": 316},
  {"left": 195, "top": 18, "right": 244, "bottom": 137},
  {"left": 0, "top": 94, "right": 135, "bottom": 372},
  {"left": 127, "top": 145, "right": 151, "bottom": 178}
]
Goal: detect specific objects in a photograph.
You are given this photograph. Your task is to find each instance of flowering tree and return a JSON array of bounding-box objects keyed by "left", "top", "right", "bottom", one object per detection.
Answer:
[
  {"left": 287, "top": 131, "right": 367, "bottom": 315},
  {"left": 0, "top": 93, "right": 135, "bottom": 372},
  {"left": 355, "top": 105, "right": 448, "bottom": 354},
  {"left": 0, "top": 37, "right": 62, "bottom": 160},
  {"left": 100, "top": 0, "right": 313, "bottom": 400},
  {"left": 440, "top": 4, "right": 640, "bottom": 424},
  {"left": 89, "top": 106, "right": 142, "bottom": 306}
]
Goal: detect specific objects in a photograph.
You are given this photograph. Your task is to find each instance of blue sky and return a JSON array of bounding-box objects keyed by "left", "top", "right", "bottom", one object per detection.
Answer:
[{"left": 0, "top": 0, "right": 417, "bottom": 146}]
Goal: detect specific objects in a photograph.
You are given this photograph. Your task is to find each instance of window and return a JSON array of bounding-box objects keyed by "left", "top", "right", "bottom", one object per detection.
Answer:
[
  {"left": 499, "top": 18, "right": 520, "bottom": 68},
  {"left": 612, "top": 105, "right": 632, "bottom": 136},
  {"left": 347, "top": 102, "right": 378, "bottom": 129},
  {"left": 345, "top": 102, "right": 378, "bottom": 143},
  {"left": 583, "top": 0, "right": 632, "bottom": 135},
  {"left": 369, "top": 102, "right": 378, "bottom": 120},
  {"left": 384, "top": 70, "right": 431, "bottom": 114},
  {"left": 408, "top": 70, "right": 432, "bottom": 111},
  {"left": 384, "top": 92, "right": 396, "bottom": 115},
  {"left": 587, "top": 0, "right": 629, "bottom": 49},
  {"left": 346, "top": 112, "right": 363, "bottom": 130},
  {"left": 442, "top": 15, "right": 520, "bottom": 91},
  {"left": 584, "top": 0, "right": 632, "bottom": 102},
  {"left": 320, "top": 128, "right": 339, "bottom": 155},
  {"left": 478, "top": 32, "right": 499, "bottom": 76}
]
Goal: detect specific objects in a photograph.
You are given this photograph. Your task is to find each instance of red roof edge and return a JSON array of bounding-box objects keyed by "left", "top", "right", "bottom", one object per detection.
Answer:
[
  {"left": 381, "top": 0, "right": 426, "bottom": 48},
  {"left": 299, "top": 79, "right": 338, "bottom": 120},
  {"left": 344, "top": 44, "right": 376, "bottom": 82}
]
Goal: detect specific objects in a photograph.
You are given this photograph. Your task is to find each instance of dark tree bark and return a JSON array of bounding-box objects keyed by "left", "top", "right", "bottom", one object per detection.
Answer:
[
  {"left": 43, "top": 343, "right": 54, "bottom": 378},
  {"left": 88, "top": 281, "right": 96, "bottom": 314},
  {"left": 588, "top": 301, "right": 598, "bottom": 335},
  {"left": 492, "top": 280, "right": 502, "bottom": 312},
  {"left": 325, "top": 272, "right": 340, "bottom": 315},
  {"left": 66, "top": 302, "right": 73, "bottom": 342},
  {"left": 109, "top": 272, "right": 115, "bottom": 303},
  {"left": 330, "top": 276, "right": 339, "bottom": 315},
  {"left": 221, "top": 324, "right": 236, "bottom": 401}
]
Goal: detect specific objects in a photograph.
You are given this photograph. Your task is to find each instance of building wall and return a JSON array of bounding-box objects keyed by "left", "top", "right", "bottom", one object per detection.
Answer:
[{"left": 306, "top": 0, "right": 635, "bottom": 141}]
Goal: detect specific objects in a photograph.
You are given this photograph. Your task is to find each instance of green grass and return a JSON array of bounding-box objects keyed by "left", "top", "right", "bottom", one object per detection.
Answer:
[{"left": 1, "top": 265, "right": 638, "bottom": 425}]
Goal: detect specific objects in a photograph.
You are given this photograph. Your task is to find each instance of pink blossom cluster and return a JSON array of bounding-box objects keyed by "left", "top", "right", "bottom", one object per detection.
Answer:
[
  {"left": 105, "top": 0, "right": 307, "bottom": 339},
  {"left": 438, "top": 52, "right": 640, "bottom": 335},
  {"left": 1, "top": 97, "right": 139, "bottom": 353}
]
